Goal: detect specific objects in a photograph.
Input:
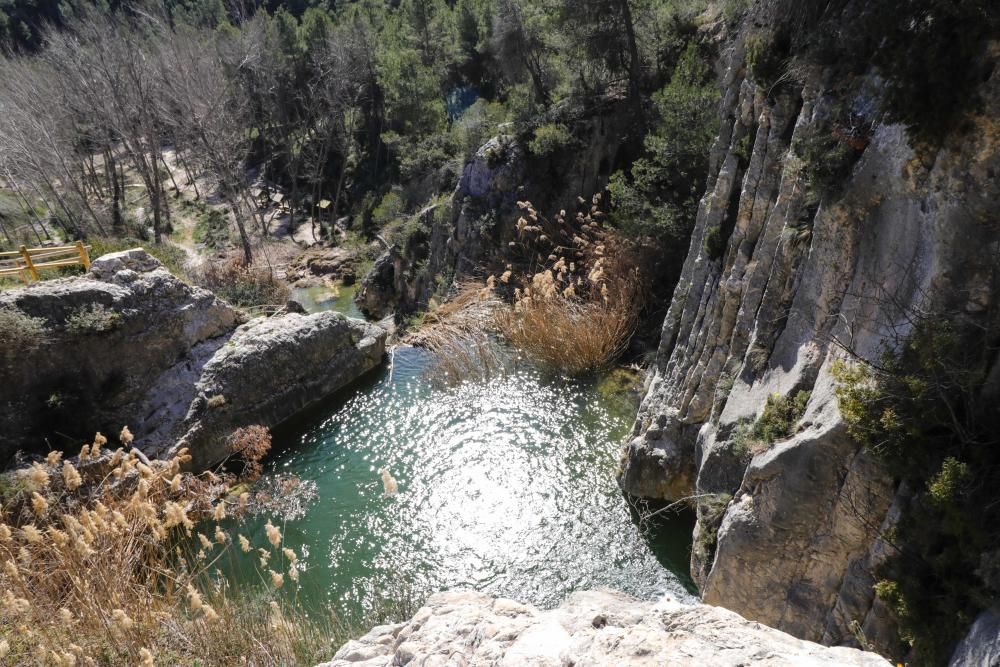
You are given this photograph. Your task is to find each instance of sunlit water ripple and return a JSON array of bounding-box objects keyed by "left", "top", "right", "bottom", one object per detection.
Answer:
[{"left": 227, "top": 301, "right": 695, "bottom": 618}]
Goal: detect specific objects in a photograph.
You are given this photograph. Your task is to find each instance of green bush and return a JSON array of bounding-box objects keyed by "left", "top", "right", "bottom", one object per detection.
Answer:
[
  {"left": 745, "top": 29, "right": 788, "bottom": 91},
  {"left": 527, "top": 123, "right": 573, "bottom": 157},
  {"left": 833, "top": 317, "right": 1000, "bottom": 663},
  {"left": 754, "top": 390, "right": 810, "bottom": 443},
  {"left": 704, "top": 227, "right": 726, "bottom": 261},
  {"left": 730, "top": 389, "right": 810, "bottom": 458},
  {"left": 0, "top": 307, "right": 48, "bottom": 364},
  {"left": 694, "top": 493, "right": 732, "bottom": 565},
  {"left": 65, "top": 303, "right": 121, "bottom": 334},
  {"left": 371, "top": 191, "right": 405, "bottom": 230},
  {"left": 793, "top": 122, "right": 861, "bottom": 201}
]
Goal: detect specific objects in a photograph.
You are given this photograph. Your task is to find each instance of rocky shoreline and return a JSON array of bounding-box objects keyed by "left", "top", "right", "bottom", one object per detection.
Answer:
[{"left": 0, "top": 248, "right": 386, "bottom": 470}]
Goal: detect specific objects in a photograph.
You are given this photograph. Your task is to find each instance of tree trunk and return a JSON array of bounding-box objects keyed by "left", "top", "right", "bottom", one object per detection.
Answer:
[
  {"left": 616, "top": 0, "right": 643, "bottom": 123},
  {"left": 177, "top": 150, "right": 201, "bottom": 199},
  {"left": 232, "top": 199, "right": 254, "bottom": 266},
  {"left": 162, "top": 153, "right": 182, "bottom": 195}
]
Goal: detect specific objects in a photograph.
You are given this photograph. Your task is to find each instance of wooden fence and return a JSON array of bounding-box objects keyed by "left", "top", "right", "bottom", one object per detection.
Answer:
[{"left": 0, "top": 242, "right": 92, "bottom": 284}]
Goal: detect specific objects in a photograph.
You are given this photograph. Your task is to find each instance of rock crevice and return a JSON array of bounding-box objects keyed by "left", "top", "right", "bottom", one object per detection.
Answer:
[{"left": 620, "top": 21, "right": 1000, "bottom": 658}]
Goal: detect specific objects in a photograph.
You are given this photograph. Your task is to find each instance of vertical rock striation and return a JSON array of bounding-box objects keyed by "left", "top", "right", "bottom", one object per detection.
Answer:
[{"left": 621, "top": 24, "right": 1000, "bottom": 657}]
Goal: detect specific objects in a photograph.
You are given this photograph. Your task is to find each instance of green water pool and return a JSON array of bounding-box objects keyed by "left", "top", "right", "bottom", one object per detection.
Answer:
[{"left": 225, "top": 287, "right": 695, "bottom": 619}]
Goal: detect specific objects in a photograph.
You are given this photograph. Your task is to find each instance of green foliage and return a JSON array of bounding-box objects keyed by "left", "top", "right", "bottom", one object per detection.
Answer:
[
  {"left": 833, "top": 317, "right": 1000, "bottom": 663},
  {"left": 371, "top": 191, "right": 406, "bottom": 230},
  {"left": 745, "top": 29, "right": 788, "bottom": 91},
  {"left": 871, "top": 0, "right": 996, "bottom": 140},
  {"left": 190, "top": 207, "right": 231, "bottom": 250},
  {"left": 703, "top": 226, "right": 725, "bottom": 261},
  {"left": 755, "top": 390, "right": 810, "bottom": 444},
  {"left": 527, "top": 123, "right": 573, "bottom": 157},
  {"left": 64, "top": 303, "right": 121, "bottom": 335},
  {"left": 693, "top": 493, "right": 732, "bottom": 565},
  {"left": 609, "top": 43, "right": 718, "bottom": 241},
  {"left": 793, "top": 122, "right": 862, "bottom": 201},
  {"left": 730, "top": 390, "right": 810, "bottom": 459},
  {"left": 768, "top": 0, "right": 997, "bottom": 141},
  {"left": 0, "top": 307, "right": 48, "bottom": 364}
]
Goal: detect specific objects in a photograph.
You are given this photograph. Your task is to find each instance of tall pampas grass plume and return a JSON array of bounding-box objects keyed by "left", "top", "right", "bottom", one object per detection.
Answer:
[{"left": 380, "top": 468, "right": 399, "bottom": 496}]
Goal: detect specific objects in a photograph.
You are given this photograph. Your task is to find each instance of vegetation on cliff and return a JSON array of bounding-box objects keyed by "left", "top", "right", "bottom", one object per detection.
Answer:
[{"left": 834, "top": 317, "right": 1000, "bottom": 664}]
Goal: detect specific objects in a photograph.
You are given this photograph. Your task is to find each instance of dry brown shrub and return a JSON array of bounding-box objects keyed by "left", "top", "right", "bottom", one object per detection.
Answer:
[
  {"left": 407, "top": 282, "right": 508, "bottom": 385},
  {"left": 225, "top": 424, "right": 272, "bottom": 481},
  {"left": 490, "top": 195, "right": 641, "bottom": 375},
  {"left": 0, "top": 429, "right": 338, "bottom": 666},
  {"left": 197, "top": 258, "right": 290, "bottom": 310},
  {"left": 494, "top": 279, "right": 639, "bottom": 375}
]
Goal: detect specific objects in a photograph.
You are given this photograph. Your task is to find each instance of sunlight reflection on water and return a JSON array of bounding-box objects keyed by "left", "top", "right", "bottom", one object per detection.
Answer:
[{"left": 228, "top": 344, "right": 695, "bottom": 618}]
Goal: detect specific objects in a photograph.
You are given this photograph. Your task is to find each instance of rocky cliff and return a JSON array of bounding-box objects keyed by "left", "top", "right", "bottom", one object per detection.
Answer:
[
  {"left": 320, "top": 589, "right": 889, "bottom": 667},
  {"left": 0, "top": 249, "right": 386, "bottom": 468},
  {"left": 355, "top": 100, "right": 633, "bottom": 320},
  {"left": 620, "top": 10, "right": 999, "bottom": 662}
]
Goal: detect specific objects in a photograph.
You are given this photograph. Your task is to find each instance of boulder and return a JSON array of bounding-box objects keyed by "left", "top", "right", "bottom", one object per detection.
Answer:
[
  {"left": 0, "top": 248, "right": 386, "bottom": 471},
  {"left": 175, "top": 311, "right": 386, "bottom": 469},
  {"left": 354, "top": 250, "right": 398, "bottom": 320},
  {"left": 0, "top": 249, "right": 240, "bottom": 463},
  {"left": 318, "top": 589, "right": 890, "bottom": 667}
]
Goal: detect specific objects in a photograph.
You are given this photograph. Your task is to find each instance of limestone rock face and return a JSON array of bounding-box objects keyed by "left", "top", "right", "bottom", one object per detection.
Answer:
[
  {"left": 0, "top": 249, "right": 386, "bottom": 470},
  {"left": 318, "top": 589, "right": 890, "bottom": 667},
  {"left": 619, "top": 19, "right": 999, "bottom": 660},
  {"left": 0, "top": 249, "right": 240, "bottom": 463},
  {"left": 354, "top": 249, "right": 401, "bottom": 320},
  {"left": 949, "top": 608, "right": 1000, "bottom": 667},
  {"left": 175, "top": 311, "right": 386, "bottom": 469}
]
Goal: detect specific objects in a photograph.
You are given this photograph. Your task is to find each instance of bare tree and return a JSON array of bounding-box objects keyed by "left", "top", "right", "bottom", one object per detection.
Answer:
[
  {"left": 44, "top": 12, "right": 172, "bottom": 242},
  {"left": 155, "top": 22, "right": 259, "bottom": 264}
]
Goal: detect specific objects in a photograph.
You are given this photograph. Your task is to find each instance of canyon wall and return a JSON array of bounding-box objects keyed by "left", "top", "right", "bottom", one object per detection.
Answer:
[{"left": 620, "top": 21, "right": 999, "bottom": 659}]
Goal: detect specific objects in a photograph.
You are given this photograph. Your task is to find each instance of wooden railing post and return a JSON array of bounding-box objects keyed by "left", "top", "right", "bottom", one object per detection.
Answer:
[
  {"left": 75, "top": 240, "right": 91, "bottom": 270},
  {"left": 18, "top": 245, "right": 39, "bottom": 281}
]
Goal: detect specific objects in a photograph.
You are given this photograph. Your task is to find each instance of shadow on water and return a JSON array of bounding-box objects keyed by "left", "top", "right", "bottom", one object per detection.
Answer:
[{"left": 627, "top": 497, "right": 698, "bottom": 594}]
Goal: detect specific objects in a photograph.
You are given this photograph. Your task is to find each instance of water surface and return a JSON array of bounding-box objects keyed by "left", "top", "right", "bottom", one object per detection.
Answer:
[{"left": 229, "top": 292, "right": 695, "bottom": 618}]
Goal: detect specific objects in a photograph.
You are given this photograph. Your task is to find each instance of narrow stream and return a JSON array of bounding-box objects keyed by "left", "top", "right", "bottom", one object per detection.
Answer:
[{"left": 229, "top": 285, "right": 695, "bottom": 619}]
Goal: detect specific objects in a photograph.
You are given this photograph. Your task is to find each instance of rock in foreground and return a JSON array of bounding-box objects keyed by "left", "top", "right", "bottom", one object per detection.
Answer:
[
  {"left": 320, "top": 589, "right": 890, "bottom": 667},
  {"left": 0, "top": 248, "right": 386, "bottom": 469},
  {"left": 176, "top": 310, "right": 386, "bottom": 469}
]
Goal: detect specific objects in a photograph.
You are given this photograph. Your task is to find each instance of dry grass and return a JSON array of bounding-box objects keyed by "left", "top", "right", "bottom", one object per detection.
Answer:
[
  {"left": 407, "top": 282, "right": 508, "bottom": 385},
  {"left": 493, "top": 281, "right": 638, "bottom": 375},
  {"left": 196, "top": 258, "right": 290, "bottom": 310},
  {"left": 0, "top": 426, "right": 344, "bottom": 666},
  {"left": 489, "top": 195, "right": 641, "bottom": 376}
]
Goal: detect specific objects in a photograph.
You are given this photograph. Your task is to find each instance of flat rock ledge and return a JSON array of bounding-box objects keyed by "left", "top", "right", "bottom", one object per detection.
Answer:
[{"left": 319, "top": 589, "right": 890, "bottom": 667}]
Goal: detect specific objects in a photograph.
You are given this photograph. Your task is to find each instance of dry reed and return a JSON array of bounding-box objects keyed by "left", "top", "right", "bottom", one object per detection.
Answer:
[
  {"left": 0, "top": 425, "right": 343, "bottom": 666},
  {"left": 490, "top": 195, "right": 641, "bottom": 375},
  {"left": 408, "top": 282, "right": 508, "bottom": 385}
]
